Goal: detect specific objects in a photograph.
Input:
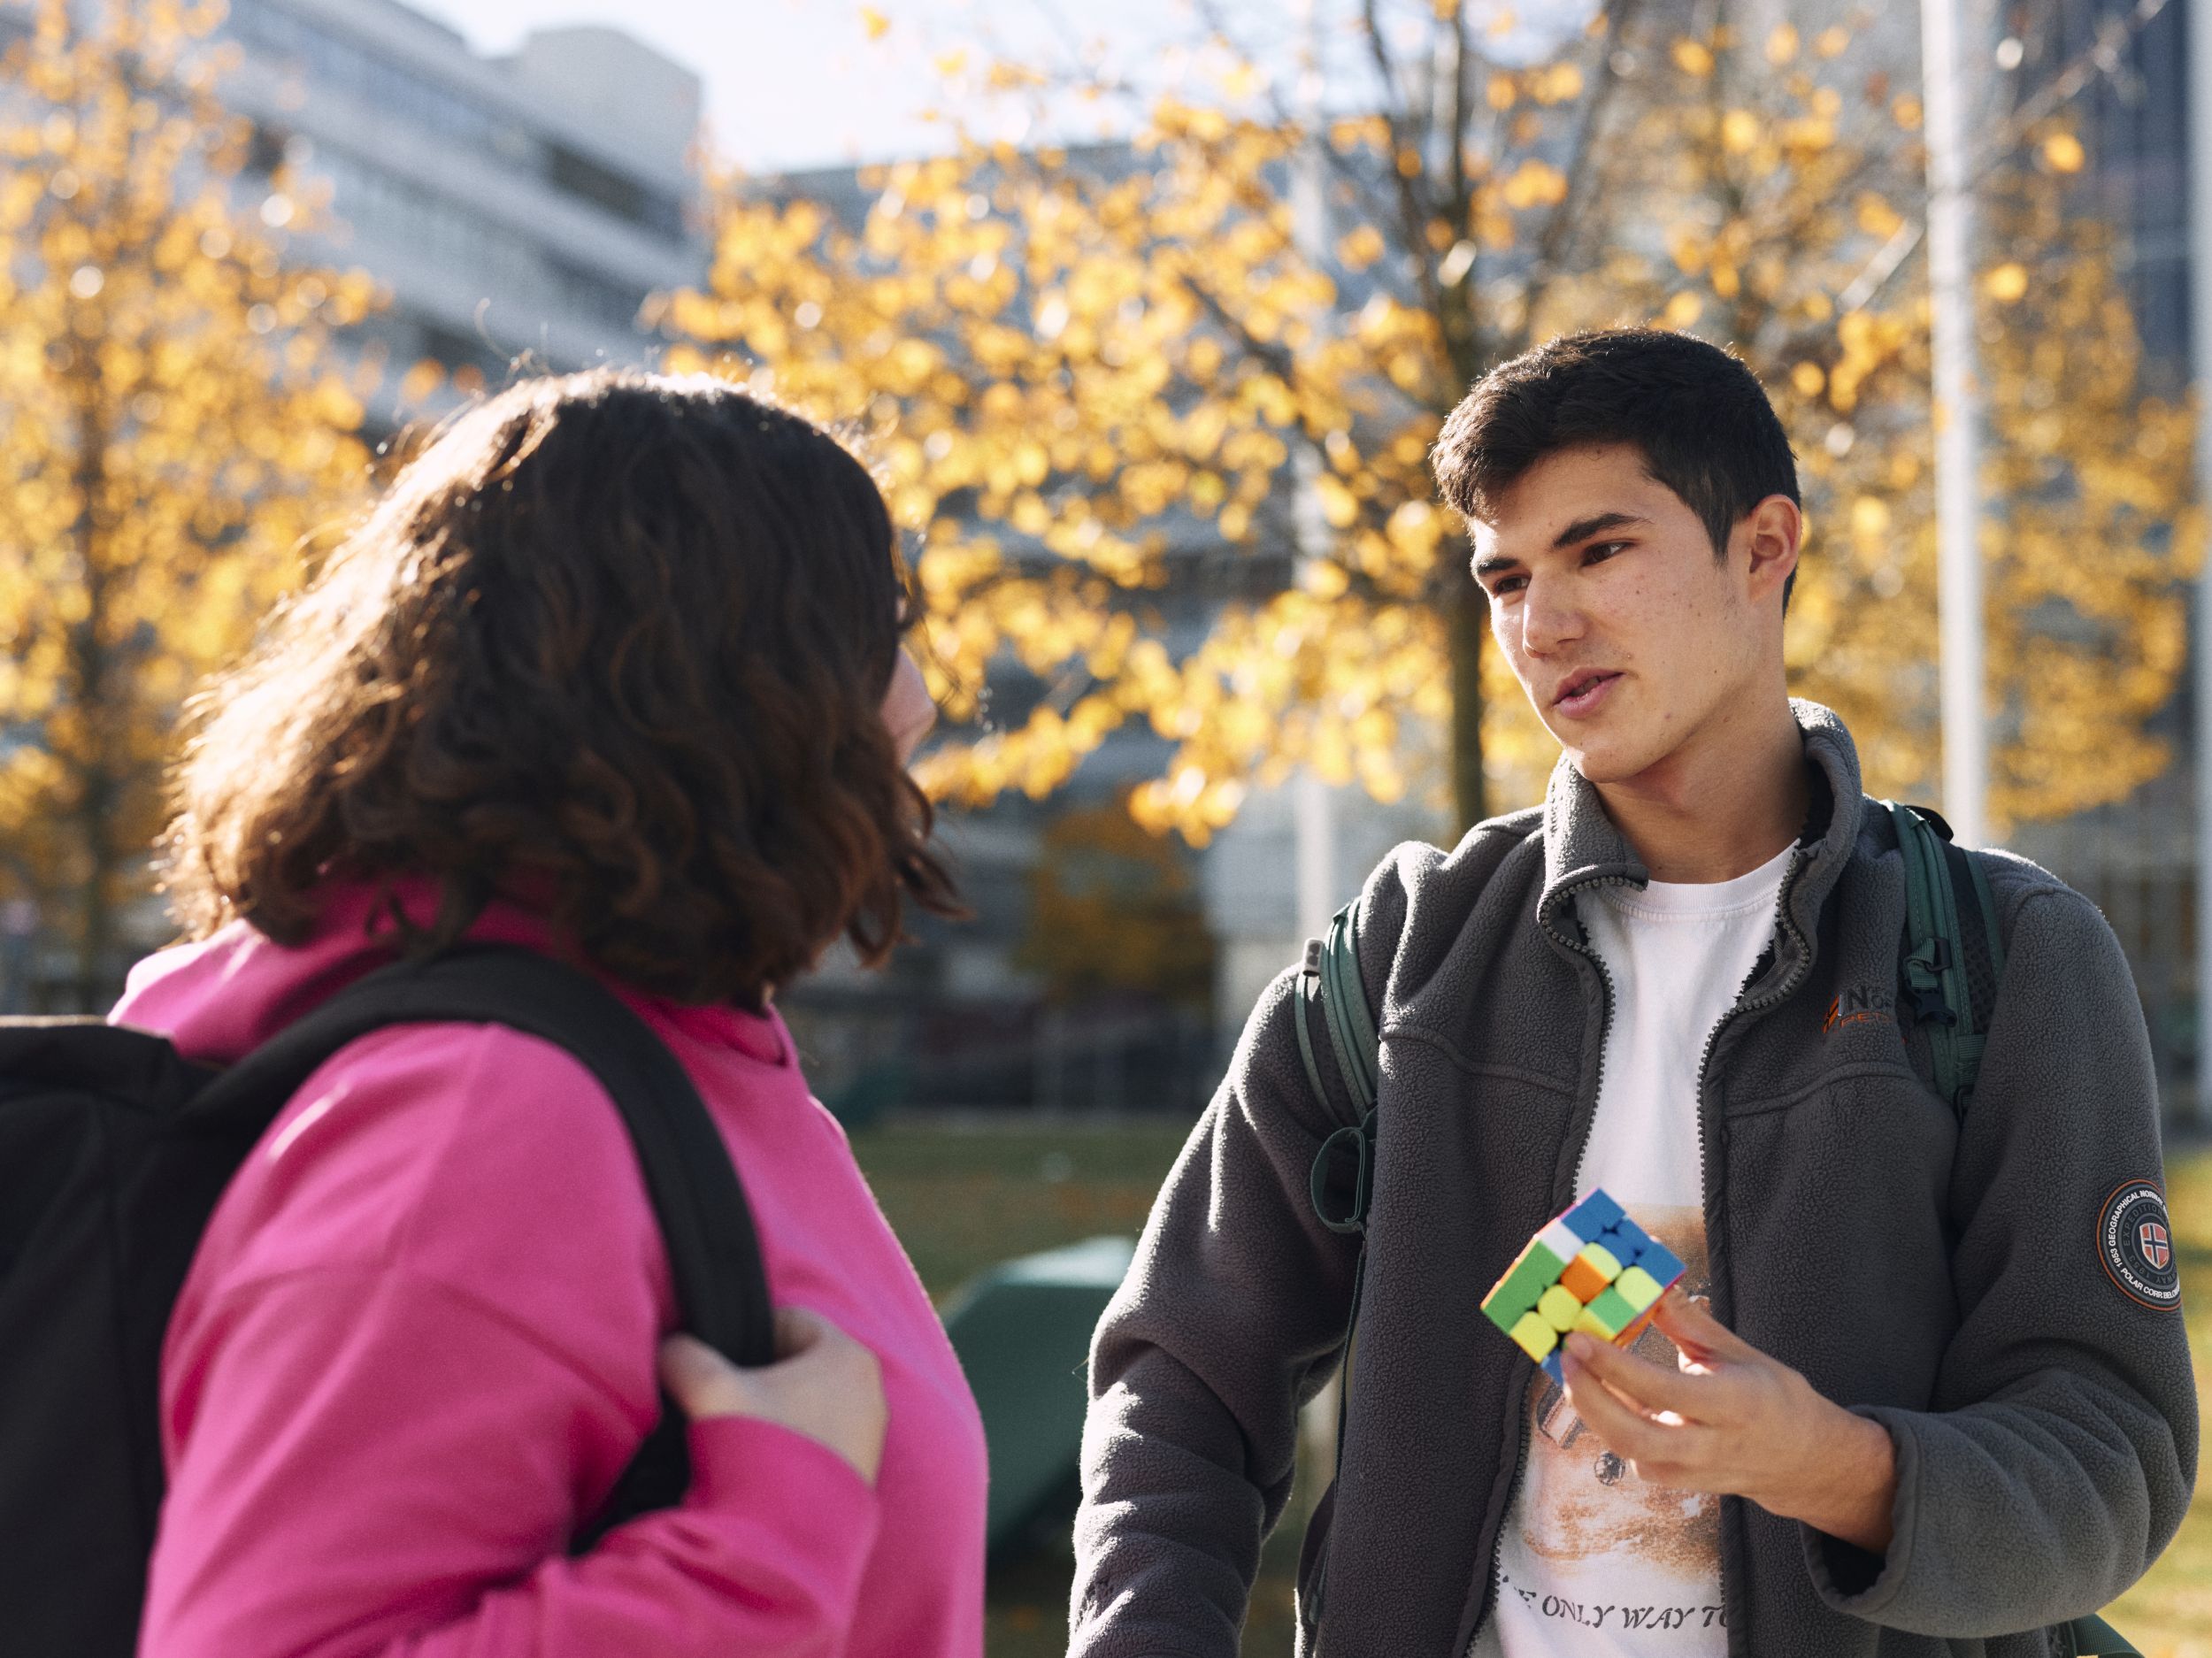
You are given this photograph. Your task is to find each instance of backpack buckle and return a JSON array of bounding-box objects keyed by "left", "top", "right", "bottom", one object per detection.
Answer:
[
  {"left": 1310, "top": 1117, "right": 1374, "bottom": 1235},
  {"left": 1907, "top": 986, "right": 1955, "bottom": 1025}
]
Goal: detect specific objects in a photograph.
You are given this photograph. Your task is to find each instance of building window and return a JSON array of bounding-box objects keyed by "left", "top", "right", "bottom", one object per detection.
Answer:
[
  {"left": 310, "top": 145, "right": 545, "bottom": 305},
  {"left": 224, "top": 0, "right": 503, "bottom": 154},
  {"left": 546, "top": 258, "right": 651, "bottom": 329},
  {"left": 543, "top": 142, "right": 686, "bottom": 242}
]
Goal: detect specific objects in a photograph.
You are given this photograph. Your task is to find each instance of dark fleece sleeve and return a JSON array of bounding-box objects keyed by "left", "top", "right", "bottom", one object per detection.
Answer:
[
  {"left": 1801, "top": 886, "right": 2200, "bottom": 1635},
  {"left": 1066, "top": 856, "right": 1413, "bottom": 1658}
]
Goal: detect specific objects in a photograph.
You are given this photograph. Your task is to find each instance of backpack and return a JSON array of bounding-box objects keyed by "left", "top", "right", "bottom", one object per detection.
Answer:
[
  {"left": 1293, "top": 804, "right": 2139, "bottom": 1658},
  {"left": 0, "top": 943, "right": 774, "bottom": 1658}
]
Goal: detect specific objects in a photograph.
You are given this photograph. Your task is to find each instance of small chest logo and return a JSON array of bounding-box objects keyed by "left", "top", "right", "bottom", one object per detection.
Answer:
[
  {"left": 1823, "top": 986, "right": 1894, "bottom": 1034},
  {"left": 2100, "top": 1181, "right": 2182, "bottom": 1309}
]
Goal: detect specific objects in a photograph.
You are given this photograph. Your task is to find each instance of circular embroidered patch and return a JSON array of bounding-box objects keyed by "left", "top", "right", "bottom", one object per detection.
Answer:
[{"left": 2098, "top": 1180, "right": 2182, "bottom": 1310}]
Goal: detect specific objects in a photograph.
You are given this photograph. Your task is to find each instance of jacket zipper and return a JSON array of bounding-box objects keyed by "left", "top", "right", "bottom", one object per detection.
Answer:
[
  {"left": 1692, "top": 846, "right": 1811, "bottom": 1185},
  {"left": 1463, "top": 872, "right": 1634, "bottom": 1650},
  {"left": 1682, "top": 844, "right": 1812, "bottom": 1658},
  {"left": 1466, "top": 851, "right": 1811, "bottom": 1654}
]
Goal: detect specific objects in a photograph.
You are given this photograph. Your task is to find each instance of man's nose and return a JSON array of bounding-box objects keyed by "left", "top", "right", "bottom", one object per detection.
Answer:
[{"left": 1517, "top": 576, "right": 1585, "bottom": 656}]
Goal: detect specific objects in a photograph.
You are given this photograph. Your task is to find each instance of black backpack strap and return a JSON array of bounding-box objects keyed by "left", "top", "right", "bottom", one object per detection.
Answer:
[
  {"left": 1886, "top": 802, "right": 2008, "bottom": 1115},
  {"left": 185, "top": 944, "right": 773, "bottom": 1543}
]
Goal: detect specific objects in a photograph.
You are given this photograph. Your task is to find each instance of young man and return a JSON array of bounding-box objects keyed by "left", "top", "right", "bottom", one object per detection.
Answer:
[{"left": 1067, "top": 330, "right": 2197, "bottom": 1658}]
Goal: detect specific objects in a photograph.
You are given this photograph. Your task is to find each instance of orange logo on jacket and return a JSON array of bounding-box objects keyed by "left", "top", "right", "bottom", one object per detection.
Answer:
[{"left": 1822, "top": 986, "right": 1893, "bottom": 1034}]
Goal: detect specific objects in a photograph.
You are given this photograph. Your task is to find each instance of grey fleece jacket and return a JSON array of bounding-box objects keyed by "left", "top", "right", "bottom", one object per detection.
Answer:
[{"left": 1070, "top": 701, "right": 2198, "bottom": 1658}]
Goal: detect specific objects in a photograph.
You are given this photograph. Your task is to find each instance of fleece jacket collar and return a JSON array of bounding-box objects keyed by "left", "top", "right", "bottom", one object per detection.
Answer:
[{"left": 1535, "top": 698, "right": 1866, "bottom": 981}]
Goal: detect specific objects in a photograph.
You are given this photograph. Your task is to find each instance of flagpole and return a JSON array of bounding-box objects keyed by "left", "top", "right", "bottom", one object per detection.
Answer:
[
  {"left": 2186, "top": 0, "right": 2212, "bottom": 1126},
  {"left": 1921, "top": 0, "right": 1988, "bottom": 848}
]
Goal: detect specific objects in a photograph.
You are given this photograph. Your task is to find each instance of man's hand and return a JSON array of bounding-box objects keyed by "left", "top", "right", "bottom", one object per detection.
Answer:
[{"left": 1560, "top": 1289, "right": 1898, "bottom": 1554}]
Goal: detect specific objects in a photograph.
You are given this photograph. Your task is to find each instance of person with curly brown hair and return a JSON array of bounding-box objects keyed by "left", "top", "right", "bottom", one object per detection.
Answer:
[{"left": 116, "top": 368, "right": 982, "bottom": 1658}]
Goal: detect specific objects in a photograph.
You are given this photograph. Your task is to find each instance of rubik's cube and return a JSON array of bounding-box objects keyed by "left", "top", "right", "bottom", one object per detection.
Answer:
[{"left": 1479, "top": 1189, "right": 1686, "bottom": 1384}]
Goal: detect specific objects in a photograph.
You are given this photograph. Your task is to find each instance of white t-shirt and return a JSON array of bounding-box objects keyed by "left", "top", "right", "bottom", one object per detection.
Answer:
[{"left": 1473, "top": 842, "right": 1794, "bottom": 1658}]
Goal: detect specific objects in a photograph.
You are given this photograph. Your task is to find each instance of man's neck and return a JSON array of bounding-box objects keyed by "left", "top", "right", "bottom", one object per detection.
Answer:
[{"left": 1592, "top": 698, "right": 1811, "bottom": 884}]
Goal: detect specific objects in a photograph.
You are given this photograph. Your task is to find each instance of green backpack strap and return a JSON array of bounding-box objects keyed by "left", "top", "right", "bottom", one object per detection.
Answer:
[
  {"left": 1294, "top": 898, "right": 1381, "bottom": 1646},
  {"left": 2060, "top": 1613, "right": 2143, "bottom": 1656},
  {"left": 1299, "top": 900, "right": 1379, "bottom": 1235},
  {"left": 1886, "top": 801, "right": 2008, "bottom": 1115},
  {"left": 1891, "top": 808, "right": 2131, "bottom": 1656}
]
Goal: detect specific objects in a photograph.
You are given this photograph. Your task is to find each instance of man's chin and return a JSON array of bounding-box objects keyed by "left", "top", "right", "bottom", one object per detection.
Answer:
[{"left": 1561, "top": 734, "right": 1658, "bottom": 787}]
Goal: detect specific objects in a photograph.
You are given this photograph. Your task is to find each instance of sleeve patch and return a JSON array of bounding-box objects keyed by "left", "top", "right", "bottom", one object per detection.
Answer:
[{"left": 2099, "top": 1179, "right": 2182, "bottom": 1310}]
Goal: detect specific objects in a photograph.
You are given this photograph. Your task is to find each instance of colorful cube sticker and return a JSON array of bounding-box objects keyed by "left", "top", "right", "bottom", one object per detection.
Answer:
[
  {"left": 1509, "top": 1311, "right": 1558, "bottom": 1362},
  {"left": 1534, "top": 1218, "right": 1585, "bottom": 1265},
  {"left": 1536, "top": 1284, "right": 1585, "bottom": 1332},
  {"left": 1479, "top": 1187, "right": 1686, "bottom": 1372},
  {"left": 1574, "top": 1286, "right": 1638, "bottom": 1340},
  {"left": 1564, "top": 1190, "right": 1625, "bottom": 1237},
  {"left": 1479, "top": 1242, "right": 1567, "bottom": 1334}
]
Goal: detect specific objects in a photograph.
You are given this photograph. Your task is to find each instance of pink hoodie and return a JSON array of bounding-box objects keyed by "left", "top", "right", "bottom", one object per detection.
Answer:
[{"left": 115, "top": 887, "right": 987, "bottom": 1658}]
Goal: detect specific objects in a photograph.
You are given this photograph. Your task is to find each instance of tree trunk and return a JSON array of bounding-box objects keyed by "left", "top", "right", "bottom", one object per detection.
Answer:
[
  {"left": 67, "top": 326, "right": 114, "bottom": 1012},
  {"left": 73, "top": 775, "right": 113, "bottom": 1012},
  {"left": 1448, "top": 579, "right": 1488, "bottom": 837}
]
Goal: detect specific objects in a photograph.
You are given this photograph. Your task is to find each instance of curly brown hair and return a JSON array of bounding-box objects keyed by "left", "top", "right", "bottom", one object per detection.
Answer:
[{"left": 162, "top": 368, "right": 960, "bottom": 1006}]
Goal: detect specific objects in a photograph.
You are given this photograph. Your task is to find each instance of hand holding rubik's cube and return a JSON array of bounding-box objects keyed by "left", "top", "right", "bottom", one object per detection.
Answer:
[{"left": 1480, "top": 1189, "right": 1686, "bottom": 1384}]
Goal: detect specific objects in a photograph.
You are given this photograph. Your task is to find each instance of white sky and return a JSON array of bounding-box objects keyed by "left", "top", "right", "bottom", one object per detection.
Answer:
[
  {"left": 411, "top": 1, "right": 1585, "bottom": 173},
  {"left": 416, "top": 0, "right": 1199, "bottom": 173}
]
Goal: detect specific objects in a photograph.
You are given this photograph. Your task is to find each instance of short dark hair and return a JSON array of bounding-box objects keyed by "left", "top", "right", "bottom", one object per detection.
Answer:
[
  {"left": 163, "top": 368, "right": 960, "bottom": 1007},
  {"left": 1431, "top": 328, "right": 1799, "bottom": 590}
]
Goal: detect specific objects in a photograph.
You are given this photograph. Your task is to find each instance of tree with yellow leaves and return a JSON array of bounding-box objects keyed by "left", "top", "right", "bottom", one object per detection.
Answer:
[
  {"left": 0, "top": 0, "right": 375, "bottom": 1005},
  {"left": 667, "top": 0, "right": 2194, "bottom": 845},
  {"left": 1018, "top": 792, "right": 1216, "bottom": 1008}
]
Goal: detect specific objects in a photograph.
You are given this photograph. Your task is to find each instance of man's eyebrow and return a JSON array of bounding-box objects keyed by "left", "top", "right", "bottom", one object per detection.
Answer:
[
  {"left": 1552, "top": 510, "right": 1647, "bottom": 549},
  {"left": 1472, "top": 510, "right": 1653, "bottom": 579}
]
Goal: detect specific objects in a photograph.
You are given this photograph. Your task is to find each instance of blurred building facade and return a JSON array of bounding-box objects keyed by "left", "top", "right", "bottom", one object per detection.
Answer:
[
  {"left": 0, "top": 0, "right": 709, "bottom": 1009},
  {"left": 215, "top": 0, "right": 708, "bottom": 405}
]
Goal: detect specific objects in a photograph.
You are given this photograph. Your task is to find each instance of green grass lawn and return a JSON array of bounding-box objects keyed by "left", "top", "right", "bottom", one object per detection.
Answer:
[{"left": 852, "top": 1117, "right": 2212, "bottom": 1658}]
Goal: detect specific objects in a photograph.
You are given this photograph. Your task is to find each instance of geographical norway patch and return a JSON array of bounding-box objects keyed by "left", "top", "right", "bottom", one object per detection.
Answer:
[{"left": 2099, "top": 1179, "right": 2183, "bottom": 1310}]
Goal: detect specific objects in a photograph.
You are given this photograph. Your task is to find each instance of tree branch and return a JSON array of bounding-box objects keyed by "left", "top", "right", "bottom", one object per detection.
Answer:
[
  {"left": 1360, "top": 0, "right": 1448, "bottom": 326},
  {"left": 1836, "top": 0, "right": 2175, "bottom": 316},
  {"left": 1516, "top": 0, "right": 1644, "bottom": 357}
]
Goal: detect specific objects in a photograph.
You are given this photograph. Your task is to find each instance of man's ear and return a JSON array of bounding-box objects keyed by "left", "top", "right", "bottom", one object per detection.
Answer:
[{"left": 1741, "top": 495, "right": 1802, "bottom": 604}]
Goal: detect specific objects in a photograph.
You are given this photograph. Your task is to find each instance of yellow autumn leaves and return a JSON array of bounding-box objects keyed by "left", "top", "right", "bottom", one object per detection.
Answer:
[
  {"left": 0, "top": 0, "right": 375, "bottom": 973},
  {"left": 0, "top": 0, "right": 2197, "bottom": 996},
  {"left": 683, "top": 4, "right": 2194, "bottom": 838}
]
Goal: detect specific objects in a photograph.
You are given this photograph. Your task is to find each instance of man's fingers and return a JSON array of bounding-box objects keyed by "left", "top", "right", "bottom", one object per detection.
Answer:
[
  {"left": 1561, "top": 1345, "right": 1666, "bottom": 1458},
  {"left": 1564, "top": 1332, "right": 1711, "bottom": 1420},
  {"left": 1650, "top": 1289, "right": 1753, "bottom": 1361},
  {"left": 1562, "top": 1347, "right": 1717, "bottom": 1485}
]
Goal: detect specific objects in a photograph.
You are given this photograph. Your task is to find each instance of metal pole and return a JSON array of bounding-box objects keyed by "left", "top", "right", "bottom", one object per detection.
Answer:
[
  {"left": 2187, "top": 0, "right": 2212, "bottom": 1126},
  {"left": 1922, "top": 0, "right": 1989, "bottom": 848},
  {"left": 1290, "top": 0, "right": 1344, "bottom": 1496},
  {"left": 1292, "top": 0, "right": 1336, "bottom": 945}
]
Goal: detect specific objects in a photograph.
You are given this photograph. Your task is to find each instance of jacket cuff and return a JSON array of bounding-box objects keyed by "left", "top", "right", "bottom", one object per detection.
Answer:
[
  {"left": 1799, "top": 1406, "right": 1917, "bottom": 1620},
  {"left": 685, "top": 1414, "right": 881, "bottom": 1589}
]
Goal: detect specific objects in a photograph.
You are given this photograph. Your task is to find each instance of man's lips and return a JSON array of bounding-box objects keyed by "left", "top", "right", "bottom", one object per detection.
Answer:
[{"left": 1552, "top": 670, "right": 1622, "bottom": 716}]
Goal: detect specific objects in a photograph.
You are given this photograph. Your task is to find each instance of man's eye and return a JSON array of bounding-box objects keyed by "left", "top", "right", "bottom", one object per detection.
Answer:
[
  {"left": 1586, "top": 541, "right": 1630, "bottom": 563},
  {"left": 1489, "top": 574, "right": 1527, "bottom": 597}
]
